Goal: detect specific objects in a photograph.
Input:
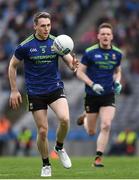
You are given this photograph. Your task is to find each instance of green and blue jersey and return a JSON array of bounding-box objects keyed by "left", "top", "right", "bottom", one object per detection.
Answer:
[
  {"left": 14, "top": 34, "right": 64, "bottom": 95},
  {"left": 81, "top": 44, "right": 123, "bottom": 96}
]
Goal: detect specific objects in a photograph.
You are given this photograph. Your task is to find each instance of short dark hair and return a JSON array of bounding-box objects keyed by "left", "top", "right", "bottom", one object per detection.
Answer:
[
  {"left": 98, "top": 22, "right": 113, "bottom": 32},
  {"left": 33, "top": 12, "right": 51, "bottom": 24}
]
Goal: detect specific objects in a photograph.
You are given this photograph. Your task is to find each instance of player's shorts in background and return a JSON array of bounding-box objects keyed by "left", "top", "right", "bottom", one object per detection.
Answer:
[
  {"left": 27, "top": 88, "right": 66, "bottom": 111},
  {"left": 84, "top": 93, "right": 115, "bottom": 113}
]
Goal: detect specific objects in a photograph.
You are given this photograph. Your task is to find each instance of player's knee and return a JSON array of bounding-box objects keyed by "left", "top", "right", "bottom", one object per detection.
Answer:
[
  {"left": 38, "top": 127, "right": 48, "bottom": 141},
  {"left": 60, "top": 117, "right": 69, "bottom": 127},
  {"left": 101, "top": 122, "right": 111, "bottom": 131}
]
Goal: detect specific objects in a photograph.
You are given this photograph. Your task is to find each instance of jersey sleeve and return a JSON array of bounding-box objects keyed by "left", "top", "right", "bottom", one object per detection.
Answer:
[
  {"left": 117, "top": 52, "right": 123, "bottom": 66},
  {"left": 14, "top": 45, "right": 26, "bottom": 61},
  {"left": 81, "top": 51, "right": 90, "bottom": 66}
]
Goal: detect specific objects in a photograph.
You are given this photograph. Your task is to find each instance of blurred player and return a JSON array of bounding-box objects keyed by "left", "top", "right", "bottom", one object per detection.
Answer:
[
  {"left": 76, "top": 22, "right": 123, "bottom": 167},
  {"left": 8, "top": 12, "right": 78, "bottom": 177}
]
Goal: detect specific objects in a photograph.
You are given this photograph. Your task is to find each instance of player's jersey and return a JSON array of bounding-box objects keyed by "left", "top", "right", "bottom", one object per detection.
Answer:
[
  {"left": 14, "top": 34, "right": 64, "bottom": 95},
  {"left": 81, "top": 43, "right": 123, "bottom": 96}
]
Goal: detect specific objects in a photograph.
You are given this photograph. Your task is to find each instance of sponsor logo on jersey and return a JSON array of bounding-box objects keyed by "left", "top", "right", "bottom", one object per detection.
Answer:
[
  {"left": 95, "top": 54, "right": 102, "bottom": 58},
  {"left": 30, "top": 48, "right": 37, "bottom": 52}
]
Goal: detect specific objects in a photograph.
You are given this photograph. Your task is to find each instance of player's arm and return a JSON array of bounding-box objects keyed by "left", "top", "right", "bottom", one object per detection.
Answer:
[
  {"left": 76, "top": 62, "right": 93, "bottom": 86},
  {"left": 76, "top": 63, "right": 104, "bottom": 95},
  {"left": 8, "top": 55, "right": 22, "bottom": 109},
  {"left": 114, "top": 65, "right": 122, "bottom": 82},
  {"left": 113, "top": 66, "right": 122, "bottom": 95},
  {"left": 62, "top": 53, "right": 79, "bottom": 72}
]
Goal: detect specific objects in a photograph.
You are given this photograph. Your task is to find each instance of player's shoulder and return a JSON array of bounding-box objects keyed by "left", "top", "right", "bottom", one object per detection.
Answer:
[
  {"left": 112, "top": 45, "right": 123, "bottom": 55},
  {"left": 49, "top": 34, "right": 56, "bottom": 40},
  {"left": 85, "top": 43, "right": 99, "bottom": 53},
  {"left": 20, "top": 34, "right": 35, "bottom": 47}
]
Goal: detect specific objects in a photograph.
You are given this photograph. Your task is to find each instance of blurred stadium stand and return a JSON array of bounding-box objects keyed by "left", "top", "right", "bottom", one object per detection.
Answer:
[{"left": 1, "top": 0, "right": 139, "bottom": 156}]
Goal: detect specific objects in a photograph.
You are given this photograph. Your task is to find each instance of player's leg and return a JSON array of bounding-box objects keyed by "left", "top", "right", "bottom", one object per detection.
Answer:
[
  {"left": 50, "top": 98, "right": 69, "bottom": 144},
  {"left": 77, "top": 112, "right": 98, "bottom": 132},
  {"left": 50, "top": 98, "right": 71, "bottom": 168},
  {"left": 33, "top": 110, "right": 51, "bottom": 176},
  {"left": 76, "top": 111, "right": 86, "bottom": 125},
  {"left": 77, "top": 93, "right": 99, "bottom": 127},
  {"left": 33, "top": 110, "right": 49, "bottom": 159},
  {"left": 84, "top": 113, "right": 98, "bottom": 135},
  {"left": 98, "top": 106, "right": 115, "bottom": 152},
  {"left": 77, "top": 94, "right": 99, "bottom": 134},
  {"left": 94, "top": 106, "right": 115, "bottom": 167}
]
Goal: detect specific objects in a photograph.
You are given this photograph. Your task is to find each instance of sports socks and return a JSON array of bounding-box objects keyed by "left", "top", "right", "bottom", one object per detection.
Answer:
[
  {"left": 42, "top": 157, "right": 51, "bottom": 167},
  {"left": 96, "top": 151, "right": 103, "bottom": 157},
  {"left": 55, "top": 141, "right": 63, "bottom": 151}
]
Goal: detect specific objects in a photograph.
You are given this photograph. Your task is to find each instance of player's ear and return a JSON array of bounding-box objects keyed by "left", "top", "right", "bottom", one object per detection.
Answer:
[
  {"left": 34, "top": 23, "right": 37, "bottom": 31},
  {"left": 97, "top": 33, "right": 100, "bottom": 40},
  {"left": 111, "top": 34, "right": 113, "bottom": 41}
]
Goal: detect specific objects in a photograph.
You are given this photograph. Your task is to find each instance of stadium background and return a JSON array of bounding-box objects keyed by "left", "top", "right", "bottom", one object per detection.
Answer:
[{"left": 0, "top": 0, "right": 139, "bottom": 156}]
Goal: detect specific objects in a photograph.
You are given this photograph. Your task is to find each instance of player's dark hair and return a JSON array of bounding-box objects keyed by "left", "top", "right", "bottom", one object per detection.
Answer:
[
  {"left": 33, "top": 12, "right": 51, "bottom": 24},
  {"left": 98, "top": 22, "right": 113, "bottom": 32}
]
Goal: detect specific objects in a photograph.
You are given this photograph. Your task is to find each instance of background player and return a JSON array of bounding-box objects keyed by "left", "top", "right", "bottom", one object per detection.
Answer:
[{"left": 76, "top": 22, "right": 123, "bottom": 167}]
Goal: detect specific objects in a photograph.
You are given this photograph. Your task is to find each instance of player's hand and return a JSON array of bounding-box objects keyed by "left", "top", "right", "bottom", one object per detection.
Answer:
[
  {"left": 9, "top": 90, "right": 22, "bottom": 110},
  {"left": 91, "top": 83, "right": 104, "bottom": 95},
  {"left": 72, "top": 53, "right": 79, "bottom": 73},
  {"left": 114, "top": 81, "right": 122, "bottom": 95}
]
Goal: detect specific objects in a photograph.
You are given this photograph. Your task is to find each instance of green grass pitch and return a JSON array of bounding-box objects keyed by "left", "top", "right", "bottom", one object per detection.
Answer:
[{"left": 0, "top": 156, "right": 139, "bottom": 179}]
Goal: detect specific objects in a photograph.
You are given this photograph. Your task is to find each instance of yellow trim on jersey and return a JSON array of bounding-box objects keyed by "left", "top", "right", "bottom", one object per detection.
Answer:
[
  {"left": 20, "top": 34, "right": 34, "bottom": 46},
  {"left": 49, "top": 34, "right": 55, "bottom": 40},
  {"left": 112, "top": 45, "right": 122, "bottom": 53},
  {"left": 85, "top": 44, "right": 99, "bottom": 52}
]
